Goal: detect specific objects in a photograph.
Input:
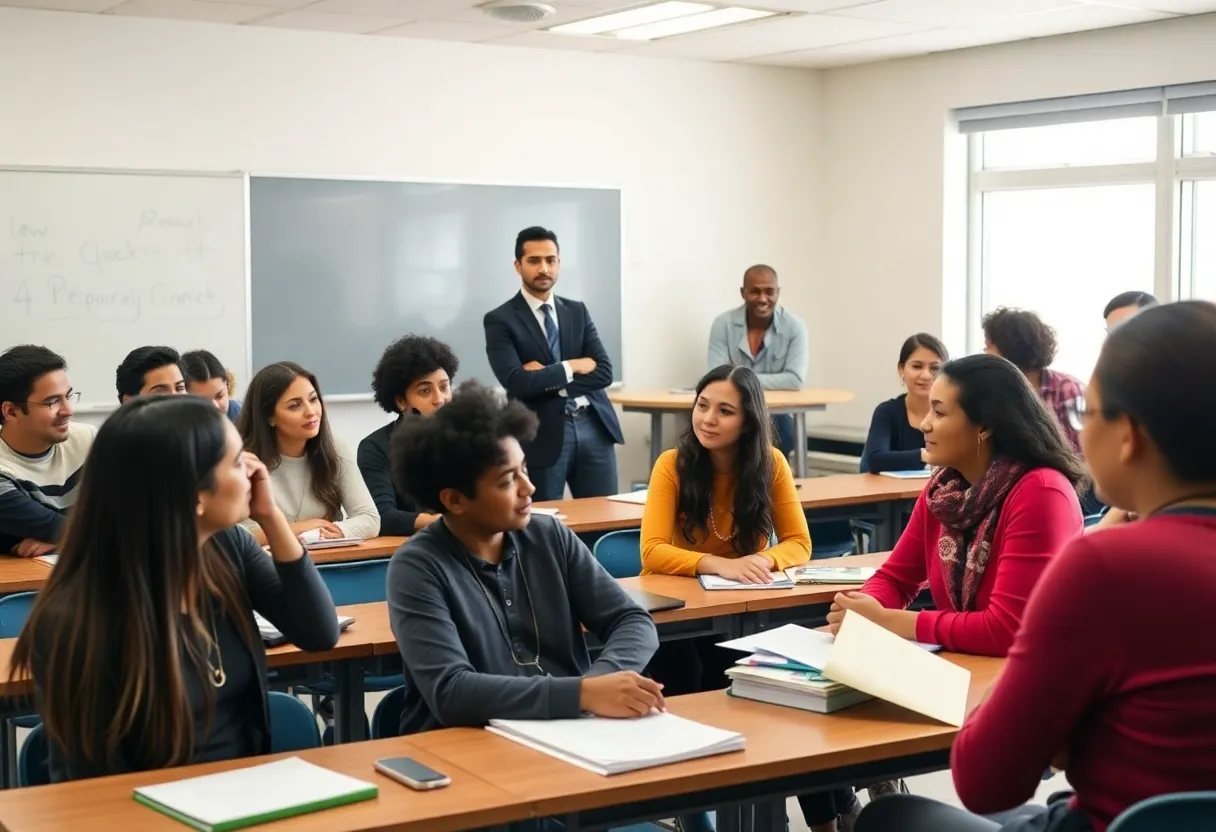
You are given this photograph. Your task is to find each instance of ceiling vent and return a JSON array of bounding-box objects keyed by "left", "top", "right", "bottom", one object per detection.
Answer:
[{"left": 482, "top": 1, "right": 557, "bottom": 23}]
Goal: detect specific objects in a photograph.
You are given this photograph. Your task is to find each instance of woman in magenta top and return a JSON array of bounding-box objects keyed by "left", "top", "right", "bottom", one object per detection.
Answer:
[
  {"left": 856, "top": 303, "right": 1216, "bottom": 832},
  {"left": 827, "top": 353, "right": 1085, "bottom": 656}
]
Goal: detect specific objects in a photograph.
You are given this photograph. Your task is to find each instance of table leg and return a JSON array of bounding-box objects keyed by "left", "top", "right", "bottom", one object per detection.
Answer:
[
  {"left": 751, "top": 798, "right": 786, "bottom": 832},
  {"left": 793, "top": 412, "right": 808, "bottom": 478},
  {"left": 650, "top": 412, "right": 664, "bottom": 466},
  {"left": 333, "top": 659, "right": 366, "bottom": 743}
]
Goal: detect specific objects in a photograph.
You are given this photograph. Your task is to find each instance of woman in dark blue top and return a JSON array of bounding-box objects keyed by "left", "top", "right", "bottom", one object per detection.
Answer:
[{"left": 861, "top": 333, "right": 947, "bottom": 474}]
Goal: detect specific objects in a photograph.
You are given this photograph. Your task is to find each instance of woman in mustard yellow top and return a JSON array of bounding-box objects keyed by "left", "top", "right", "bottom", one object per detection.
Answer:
[{"left": 641, "top": 365, "right": 811, "bottom": 582}]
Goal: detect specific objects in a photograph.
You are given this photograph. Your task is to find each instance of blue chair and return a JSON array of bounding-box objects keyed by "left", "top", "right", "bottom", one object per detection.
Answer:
[
  {"left": 268, "top": 692, "right": 322, "bottom": 752},
  {"left": 17, "top": 723, "right": 49, "bottom": 787},
  {"left": 1109, "top": 792, "right": 1216, "bottom": 831},
  {"left": 317, "top": 559, "right": 390, "bottom": 606},
  {"left": 304, "top": 560, "right": 400, "bottom": 744},
  {"left": 593, "top": 530, "right": 643, "bottom": 579},
  {"left": 0, "top": 592, "right": 41, "bottom": 787},
  {"left": 371, "top": 686, "right": 406, "bottom": 739},
  {"left": 1083, "top": 513, "right": 1106, "bottom": 528}
]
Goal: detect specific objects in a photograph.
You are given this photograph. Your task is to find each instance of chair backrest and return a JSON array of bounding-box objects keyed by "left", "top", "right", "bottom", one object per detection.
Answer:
[
  {"left": 316, "top": 559, "right": 389, "bottom": 606},
  {"left": 268, "top": 692, "right": 321, "bottom": 752},
  {"left": 371, "top": 685, "right": 407, "bottom": 739},
  {"left": 592, "top": 529, "right": 642, "bottom": 579},
  {"left": 1109, "top": 792, "right": 1216, "bottom": 832},
  {"left": 18, "top": 723, "right": 50, "bottom": 787},
  {"left": 0, "top": 592, "right": 38, "bottom": 639},
  {"left": 1083, "top": 513, "right": 1106, "bottom": 527}
]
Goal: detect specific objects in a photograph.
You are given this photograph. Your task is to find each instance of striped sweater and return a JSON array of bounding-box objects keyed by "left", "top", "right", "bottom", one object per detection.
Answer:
[{"left": 0, "top": 422, "right": 95, "bottom": 552}]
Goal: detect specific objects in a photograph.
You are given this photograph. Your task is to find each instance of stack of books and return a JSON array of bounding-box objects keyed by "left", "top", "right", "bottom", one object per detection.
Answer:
[{"left": 725, "top": 653, "right": 872, "bottom": 714}]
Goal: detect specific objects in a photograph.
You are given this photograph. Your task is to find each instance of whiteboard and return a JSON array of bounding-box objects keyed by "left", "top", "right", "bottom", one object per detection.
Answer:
[
  {"left": 0, "top": 168, "right": 247, "bottom": 411},
  {"left": 249, "top": 176, "right": 621, "bottom": 396}
]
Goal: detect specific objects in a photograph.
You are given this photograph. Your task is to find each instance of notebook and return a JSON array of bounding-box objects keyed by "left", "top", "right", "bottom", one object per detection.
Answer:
[
  {"left": 698, "top": 574, "right": 795, "bottom": 591},
  {"left": 606, "top": 490, "right": 649, "bottom": 505},
  {"left": 254, "top": 612, "right": 355, "bottom": 647},
  {"left": 530, "top": 507, "right": 562, "bottom": 516},
  {"left": 34, "top": 554, "right": 58, "bottom": 567},
  {"left": 487, "top": 711, "right": 744, "bottom": 776},
  {"left": 877, "top": 470, "right": 932, "bottom": 479},
  {"left": 133, "top": 757, "right": 377, "bottom": 831},
  {"left": 297, "top": 529, "right": 364, "bottom": 550},
  {"left": 784, "top": 565, "right": 877, "bottom": 585}
]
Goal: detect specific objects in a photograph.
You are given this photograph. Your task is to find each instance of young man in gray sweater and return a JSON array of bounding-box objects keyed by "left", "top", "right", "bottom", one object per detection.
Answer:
[{"left": 386, "top": 381, "right": 661, "bottom": 736}]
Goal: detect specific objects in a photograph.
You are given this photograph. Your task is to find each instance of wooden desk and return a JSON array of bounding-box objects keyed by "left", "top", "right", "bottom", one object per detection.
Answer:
[
  {"left": 411, "top": 653, "right": 1002, "bottom": 828},
  {"left": 0, "top": 655, "right": 1002, "bottom": 832},
  {"left": 0, "top": 738, "right": 534, "bottom": 832},
  {"left": 609, "top": 388, "right": 855, "bottom": 477}
]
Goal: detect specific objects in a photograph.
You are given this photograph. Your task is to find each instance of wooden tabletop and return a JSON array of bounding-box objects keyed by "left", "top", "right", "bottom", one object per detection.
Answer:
[
  {"left": 0, "top": 653, "right": 1001, "bottom": 831},
  {"left": 0, "top": 737, "right": 534, "bottom": 832},
  {"left": 307, "top": 537, "right": 405, "bottom": 564},
  {"left": 610, "top": 389, "right": 855, "bottom": 411},
  {"left": 409, "top": 652, "right": 1002, "bottom": 818}
]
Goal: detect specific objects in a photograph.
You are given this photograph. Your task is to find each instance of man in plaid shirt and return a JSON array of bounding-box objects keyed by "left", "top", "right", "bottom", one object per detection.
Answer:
[{"left": 982, "top": 307, "right": 1085, "bottom": 453}]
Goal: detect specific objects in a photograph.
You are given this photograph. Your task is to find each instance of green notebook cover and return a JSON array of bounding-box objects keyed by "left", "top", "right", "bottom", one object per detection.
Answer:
[{"left": 134, "top": 784, "right": 378, "bottom": 831}]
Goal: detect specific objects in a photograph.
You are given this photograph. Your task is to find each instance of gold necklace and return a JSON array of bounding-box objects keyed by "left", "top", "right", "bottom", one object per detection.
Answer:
[
  {"left": 207, "top": 616, "right": 227, "bottom": 688},
  {"left": 708, "top": 506, "right": 736, "bottom": 542}
]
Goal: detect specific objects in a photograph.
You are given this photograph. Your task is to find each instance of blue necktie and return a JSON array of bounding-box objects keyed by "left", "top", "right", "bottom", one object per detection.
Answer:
[{"left": 541, "top": 303, "right": 578, "bottom": 414}]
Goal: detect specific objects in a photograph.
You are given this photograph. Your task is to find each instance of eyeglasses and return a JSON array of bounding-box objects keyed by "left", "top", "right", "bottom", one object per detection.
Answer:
[
  {"left": 1064, "top": 398, "right": 1095, "bottom": 433},
  {"left": 24, "top": 391, "right": 80, "bottom": 414}
]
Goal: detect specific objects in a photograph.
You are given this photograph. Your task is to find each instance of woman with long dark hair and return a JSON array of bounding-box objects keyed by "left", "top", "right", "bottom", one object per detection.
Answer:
[
  {"left": 239, "top": 362, "right": 379, "bottom": 543},
  {"left": 857, "top": 301, "right": 1216, "bottom": 831},
  {"left": 11, "top": 396, "right": 338, "bottom": 781},
  {"left": 800, "top": 353, "right": 1085, "bottom": 831},
  {"left": 641, "top": 364, "right": 810, "bottom": 583},
  {"left": 861, "top": 333, "right": 947, "bottom": 473}
]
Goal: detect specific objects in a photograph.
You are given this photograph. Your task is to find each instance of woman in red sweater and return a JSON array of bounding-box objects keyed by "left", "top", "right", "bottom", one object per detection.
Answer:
[
  {"left": 857, "top": 302, "right": 1216, "bottom": 832},
  {"left": 800, "top": 354, "right": 1085, "bottom": 831},
  {"left": 826, "top": 353, "right": 1085, "bottom": 654}
]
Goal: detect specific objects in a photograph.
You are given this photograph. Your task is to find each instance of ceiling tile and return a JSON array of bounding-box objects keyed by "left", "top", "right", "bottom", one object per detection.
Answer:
[
  {"left": 303, "top": 0, "right": 474, "bottom": 16},
  {"left": 423, "top": 0, "right": 635, "bottom": 26},
  {"left": 107, "top": 0, "right": 277, "bottom": 22},
  {"left": 376, "top": 18, "right": 519, "bottom": 39},
  {"left": 485, "top": 28, "right": 637, "bottom": 50},
  {"left": 832, "top": 0, "right": 1083, "bottom": 27},
  {"left": 253, "top": 9, "right": 408, "bottom": 30},
  {"left": 623, "top": 13, "right": 928, "bottom": 60},
  {"left": 0, "top": 0, "right": 122, "bottom": 11},
  {"left": 711, "top": 0, "right": 888, "bottom": 9},
  {"left": 749, "top": 33, "right": 933, "bottom": 65}
]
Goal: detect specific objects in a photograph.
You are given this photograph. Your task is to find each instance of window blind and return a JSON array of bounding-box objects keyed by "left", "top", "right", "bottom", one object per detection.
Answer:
[{"left": 955, "top": 82, "right": 1216, "bottom": 134}]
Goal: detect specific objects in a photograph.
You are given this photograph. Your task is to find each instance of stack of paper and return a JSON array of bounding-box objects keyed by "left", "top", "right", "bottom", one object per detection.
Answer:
[
  {"left": 133, "top": 757, "right": 377, "bottom": 831},
  {"left": 718, "top": 619, "right": 968, "bottom": 725},
  {"left": 784, "top": 565, "right": 877, "bottom": 585},
  {"left": 254, "top": 612, "right": 354, "bottom": 646},
  {"left": 487, "top": 711, "right": 744, "bottom": 775},
  {"left": 606, "top": 490, "right": 649, "bottom": 505},
  {"left": 698, "top": 573, "right": 795, "bottom": 591}
]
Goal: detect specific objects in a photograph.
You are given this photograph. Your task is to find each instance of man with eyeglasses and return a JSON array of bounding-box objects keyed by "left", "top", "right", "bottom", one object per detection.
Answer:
[
  {"left": 385, "top": 381, "right": 660, "bottom": 736},
  {"left": 0, "top": 346, "right": 95, "bottom": 558}
]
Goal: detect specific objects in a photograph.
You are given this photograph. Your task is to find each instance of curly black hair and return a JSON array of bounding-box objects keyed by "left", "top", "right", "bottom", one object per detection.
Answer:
[
  {"left": 981, "top": 307, "right": 1057, "bottom": 372},
  {"left": 370, "top": 335, "right": 460, "bottom": 415},
  {"left": 390, "top": 380, "right": 538, "bottom": 512}
]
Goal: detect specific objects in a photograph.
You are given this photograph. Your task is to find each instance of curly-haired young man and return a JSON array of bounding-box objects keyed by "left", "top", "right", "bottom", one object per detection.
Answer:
[
  {"left": 982, "top": 307, "right": 1085, "bottom": 454},
  {"left": 357, "top": 334, "right": 460, "bottom": 535}
]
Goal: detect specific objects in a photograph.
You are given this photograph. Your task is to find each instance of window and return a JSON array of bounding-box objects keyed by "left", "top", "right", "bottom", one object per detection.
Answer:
[
  {"left": 967, "top": 92, "right": 1216, "bottom": 377},
  {"left": 981, "top": 185, "right": 1155, "bottom": 378},
  {"left": 981, "top": 118, "right": 1157, "bottom": 170}
]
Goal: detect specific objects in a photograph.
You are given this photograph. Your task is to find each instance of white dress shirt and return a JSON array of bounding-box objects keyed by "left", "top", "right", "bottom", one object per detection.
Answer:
[{"left": 520, "top": 290, "right": 589, "bottom": 409}]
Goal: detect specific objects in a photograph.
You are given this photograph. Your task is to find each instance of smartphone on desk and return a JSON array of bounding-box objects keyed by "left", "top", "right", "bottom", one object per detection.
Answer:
[{"left": 374, "top": 757, "right": 451, "bottom": 790}]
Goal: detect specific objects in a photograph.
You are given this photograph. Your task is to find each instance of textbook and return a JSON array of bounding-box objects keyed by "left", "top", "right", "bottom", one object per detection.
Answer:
[
  {"left": 784, "top": 565, "right": 877, "bottom": 585},
  {"left": 725, "top": 665, "right": 874, "bottom": 714},
  {"left": 133, "top": 757, "right": 377, "bottom": 831},
  {"left": 698, "top": 573, "right": 795, "bottom": 590},
  {"left": 487, "top": 712, "right": 744, "bottom": 776}
]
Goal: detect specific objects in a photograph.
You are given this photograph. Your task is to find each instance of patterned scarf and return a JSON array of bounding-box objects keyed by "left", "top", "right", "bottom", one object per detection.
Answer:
[{"left": 925, "top": 458, "right": 1027, "bottom": 612}]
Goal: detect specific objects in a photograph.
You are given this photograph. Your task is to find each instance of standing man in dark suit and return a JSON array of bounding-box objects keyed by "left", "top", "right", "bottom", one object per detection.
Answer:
[{"left": 484, "top": 226, "right": 624, "bottom": 502}]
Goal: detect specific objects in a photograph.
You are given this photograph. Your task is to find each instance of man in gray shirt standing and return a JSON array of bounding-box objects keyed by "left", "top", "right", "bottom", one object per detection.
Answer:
[
  {"left": 386, "top": 381, "right": 661, "bottom": 736},
  {"left": 707, "top": 264, "right": 809, "bottom": 456}
]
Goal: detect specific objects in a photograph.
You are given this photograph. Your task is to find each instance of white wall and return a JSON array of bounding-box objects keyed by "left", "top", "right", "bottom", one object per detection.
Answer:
[
  {"left": 0, "top": 8, "right": 822, "bottom": 487},
  {"left": 817, "top": 13, "right": 1216, "bottom": 428}
]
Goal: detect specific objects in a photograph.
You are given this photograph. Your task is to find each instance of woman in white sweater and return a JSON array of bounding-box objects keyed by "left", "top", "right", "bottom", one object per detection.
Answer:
[{"left": 238, "top": 362, "right": 380, "bottom": 543}]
